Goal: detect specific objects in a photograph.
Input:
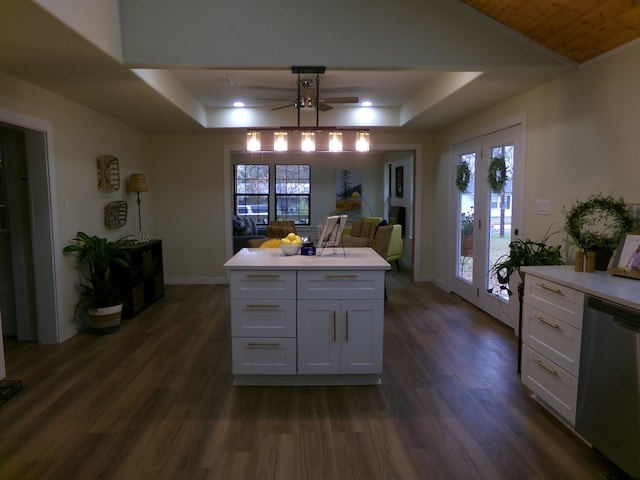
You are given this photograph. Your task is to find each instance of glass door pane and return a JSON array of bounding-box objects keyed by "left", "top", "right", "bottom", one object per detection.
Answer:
[
  {"left": 486, "top": 145, "right": 514, "bottom": 301},
  {"left": 457, "top": 152, "right": 475, "bottom": 283}
]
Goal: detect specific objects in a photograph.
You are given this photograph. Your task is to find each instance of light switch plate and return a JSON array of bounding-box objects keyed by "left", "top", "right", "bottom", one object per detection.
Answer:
[{"left": 535, "top": 199, "right": 550, "bottom": 215}]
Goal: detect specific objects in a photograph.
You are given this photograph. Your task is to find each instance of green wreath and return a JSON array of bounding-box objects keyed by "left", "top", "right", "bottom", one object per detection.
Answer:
[
  {"left": 564, "top": 194, "right": 634, "bottom": 251},
  {"left": 455, "top": 161, "right": 471, "bottom": 193},
  {"left": 487, "top": 156, "right": 507, "bottom": 193}
]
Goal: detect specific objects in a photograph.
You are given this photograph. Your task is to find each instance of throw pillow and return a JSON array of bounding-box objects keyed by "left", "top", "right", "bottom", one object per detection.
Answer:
[{"left": 233, "top": 216, "right": 252, "bottom": 235}]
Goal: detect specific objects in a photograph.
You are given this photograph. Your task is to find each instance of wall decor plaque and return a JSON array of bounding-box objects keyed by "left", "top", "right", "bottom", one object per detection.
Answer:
[
  {"left": 104, "top": 201, "right": 127, "bottom": 229},
  {"left": 97, "top": 155, "right": 120, "bottom": 192}
]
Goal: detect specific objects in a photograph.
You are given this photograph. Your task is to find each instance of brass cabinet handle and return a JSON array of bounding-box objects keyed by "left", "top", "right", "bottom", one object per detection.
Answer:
[
  {"left": 534, "top": 315, "right": 559, "bottom": 329},
  {"left": 332, "top": 311, "right": 337, "bottom": 343},
  {"left": 345, "top": 310, "right": 349, "bottom": 342},
  {"left": 536, "top": 283, "right": 563, "bottom": 295},
  {"left": 534, "top": 359, "right": 558, "bottom": 376},
  {"left": 246, "top": 304, "right": 280, "bottom": 308},
  {"left": 324, "top": 274, "right": 358, "bottom": 278},
  {"left": 247, "top": 341, "right": 281, "bottom": 347}
]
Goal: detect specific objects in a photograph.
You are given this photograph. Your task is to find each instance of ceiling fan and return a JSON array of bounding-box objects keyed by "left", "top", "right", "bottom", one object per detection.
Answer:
[{"left": 257, "top": 67, "right": 359, "bottom": 123}]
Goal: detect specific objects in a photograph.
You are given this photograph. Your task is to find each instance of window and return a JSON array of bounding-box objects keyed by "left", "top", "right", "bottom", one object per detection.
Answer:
[
  {"left": 234, "top": 164, "right": 311, "bottom": 226},
  {"left": 234, "top": 164, "right": 269, "bottom": 225},
  {"left": 275, "top": 164, "right": 310, "bottom": 225}
]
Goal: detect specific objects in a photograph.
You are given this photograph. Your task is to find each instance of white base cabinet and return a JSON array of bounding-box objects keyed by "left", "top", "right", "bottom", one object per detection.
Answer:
[{"left": 521, "top": 274, "right": 583, "bottom": 425}]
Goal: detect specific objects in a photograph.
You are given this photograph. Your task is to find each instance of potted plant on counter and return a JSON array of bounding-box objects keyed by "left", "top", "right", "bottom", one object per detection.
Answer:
[
  {"left": 564, "top": 194, "right": 634, "bottom": 271},
  {"left": 63, "top": 231, "right": 134, "bottom": 334}
]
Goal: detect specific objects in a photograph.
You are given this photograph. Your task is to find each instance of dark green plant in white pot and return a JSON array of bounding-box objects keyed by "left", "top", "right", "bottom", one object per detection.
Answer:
[{"left": 63, "top": 231, "right": 134, "bottom": 334}]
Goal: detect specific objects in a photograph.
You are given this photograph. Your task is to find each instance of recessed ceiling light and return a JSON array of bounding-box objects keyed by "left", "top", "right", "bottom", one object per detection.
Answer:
[
  {"left": 233, "top": 101, "right": 245, "bottom": 107},
  {"left": 360, "top": 101, "right": 372, "bottom": 107}
]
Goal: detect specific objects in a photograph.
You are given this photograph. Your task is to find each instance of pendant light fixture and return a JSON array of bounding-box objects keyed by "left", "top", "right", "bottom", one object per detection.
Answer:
[
  {"left": 300, "top": 131, "right": 315, "bottom": 152},
  {"left": 274, "top": 131, "right": 288, "bottom": 151},
  {"left": 355, "top": 131, "right": 370, "bottom": 152},
  {"left": 246, "top": 131, "right": 261, "bottom": 151},
  {"left": 328, "top": 131, "right": 343, "bottom": 152}
]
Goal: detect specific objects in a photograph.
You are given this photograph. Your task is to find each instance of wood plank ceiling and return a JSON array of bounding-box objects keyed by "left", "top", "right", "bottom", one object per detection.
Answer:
[{"left": 461, "top": 0, "right": 640, "bottom": 64}]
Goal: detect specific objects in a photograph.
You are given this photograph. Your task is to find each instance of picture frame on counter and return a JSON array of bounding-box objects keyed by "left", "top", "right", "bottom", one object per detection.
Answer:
[{"left": 608, "top": 231, "right": 640, "bottom": 280}]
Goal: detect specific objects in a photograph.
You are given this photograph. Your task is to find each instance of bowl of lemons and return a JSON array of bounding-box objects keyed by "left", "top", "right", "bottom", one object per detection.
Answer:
[{"left": 280, "top": 233, "right": 302, "bottom": 255}]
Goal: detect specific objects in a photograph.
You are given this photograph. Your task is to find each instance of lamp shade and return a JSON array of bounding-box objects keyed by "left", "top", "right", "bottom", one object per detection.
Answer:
[{"left": 127, "top": 173, "right": 149, "bottom": 193}]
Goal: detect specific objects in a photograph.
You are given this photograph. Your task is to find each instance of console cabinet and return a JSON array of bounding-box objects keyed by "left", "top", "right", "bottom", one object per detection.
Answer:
[{"left": 113, "top": 240, "right": 164, "bottom": 318}]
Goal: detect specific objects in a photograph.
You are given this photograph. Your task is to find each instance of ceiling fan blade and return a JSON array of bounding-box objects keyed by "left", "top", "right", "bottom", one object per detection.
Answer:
[
  {"left": 256, "top": 97, "right": 294, "bottom": 101},
  {"left": 270, "top": 103, "right": 295, "bottom": 111},
  {"left": 321, "top": 96, "right": 359, "bottom": 104},
  {"left": 317, "top": 103, "right": 333, "bottom": 112}
]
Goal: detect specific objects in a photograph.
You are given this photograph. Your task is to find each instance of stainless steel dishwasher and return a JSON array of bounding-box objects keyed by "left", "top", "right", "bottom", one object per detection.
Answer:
[{"left": 575, "top": 296, "right": 640, "bottom": 478}]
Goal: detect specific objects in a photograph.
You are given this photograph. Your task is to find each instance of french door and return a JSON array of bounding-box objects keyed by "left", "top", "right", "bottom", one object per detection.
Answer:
[{"left": 450, "top": 124, "right": 525, "bottom": 330}]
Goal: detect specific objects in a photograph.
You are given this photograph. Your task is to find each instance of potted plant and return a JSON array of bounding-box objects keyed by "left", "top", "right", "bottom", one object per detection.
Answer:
[
  {"left": 564, "top": 194, "right": 634, "bottom": 270},
  {"left": 489, "top": 229, "right": 564, "bottom": 374},
  {"left": 460, "top": 211, "right": 474, "bottom": 256},
  {"left": 490, "top": 228, "right": 563, "bottom": 297},
  {"left": 63, "top": 231, "right": 134, "bottom": 334}
]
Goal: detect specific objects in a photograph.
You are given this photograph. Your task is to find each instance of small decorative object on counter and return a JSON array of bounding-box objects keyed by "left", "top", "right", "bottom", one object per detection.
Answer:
[
  {"left": 585, "top": 251, "right": 596, "bottom": 272},
  {"left": 575, "top": 251, "right": 585, "bottom": 272}
]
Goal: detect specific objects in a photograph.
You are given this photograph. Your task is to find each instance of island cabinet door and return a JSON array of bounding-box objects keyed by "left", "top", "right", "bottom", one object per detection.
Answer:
[
  {"left": 297, "top": 299, "right": 341, "bottom": 374},
  {"left": 340, "top": 299, "right": 384, "bottom": 374}
]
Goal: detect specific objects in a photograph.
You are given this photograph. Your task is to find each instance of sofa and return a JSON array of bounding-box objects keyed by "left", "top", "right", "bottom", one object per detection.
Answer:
[
  {"left": 386, "top": 224, "right": 403, "bottom": 269},
  {"left": 232, "top": 215, "right": 266, "bottom": 253}
]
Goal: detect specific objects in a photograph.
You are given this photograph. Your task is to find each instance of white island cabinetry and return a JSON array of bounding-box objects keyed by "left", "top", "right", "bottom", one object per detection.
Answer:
[{"left": 224, "top": 248, "right": 390, "bottom": 386}]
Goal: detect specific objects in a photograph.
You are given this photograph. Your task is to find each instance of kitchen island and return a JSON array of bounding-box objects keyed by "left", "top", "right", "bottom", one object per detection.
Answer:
[{"left": 224, "top": 247, "right": 391, "bottom": 385}]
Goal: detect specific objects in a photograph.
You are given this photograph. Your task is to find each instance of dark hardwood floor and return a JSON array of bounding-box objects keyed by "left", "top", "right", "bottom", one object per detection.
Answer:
[{"left": 0, "top": 269, "right": 630, "bottom": 479}]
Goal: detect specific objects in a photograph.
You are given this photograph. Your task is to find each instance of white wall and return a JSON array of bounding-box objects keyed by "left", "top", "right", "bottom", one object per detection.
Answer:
[{"left": 430, "top": 43, "right": 640, "bottom": 289}]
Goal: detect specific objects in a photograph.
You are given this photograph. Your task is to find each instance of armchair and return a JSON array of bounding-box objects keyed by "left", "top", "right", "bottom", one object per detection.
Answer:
[{"left": 386, "top": 224, "right": 403, "bottom": 270}]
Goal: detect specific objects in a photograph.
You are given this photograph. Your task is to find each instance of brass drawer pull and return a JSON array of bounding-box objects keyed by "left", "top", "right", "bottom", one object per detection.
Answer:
[
  {"left": 324, "top": 274, "right": 358, "bottom": 278},
  {"left": 536, "top": 283, "right": 563, "bottom": 295},
  {"left": 246, "top": 304, "right": 280, "bottom": 308},
  {"left": 534, "top": 359, "right": 558, "bottom": 376},
  {"left": 247, "top": 341, "right": 281, "bottom": 347},
  {"left": 535, "top": 315, "right": 559, "bottom": 329}
]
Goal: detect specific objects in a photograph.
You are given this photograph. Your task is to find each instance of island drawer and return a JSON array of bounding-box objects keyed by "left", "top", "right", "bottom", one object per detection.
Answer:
[
  {"left": 232, "top": 337, "right": 297, "bottom": 375},
  {"left": 231, "top": 299, "right": 297, "bottom": 337},
  {"left": 297, "top": 270, "right": 384, "bottom": 300},
  {"left": 230, "top": 270, "right": 296, "bottom": 300}
]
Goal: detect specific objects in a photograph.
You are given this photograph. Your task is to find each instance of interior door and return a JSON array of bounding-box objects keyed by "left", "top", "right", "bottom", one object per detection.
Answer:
[{"left": 451, "top": 124, "right": 525, "bottom": 330}]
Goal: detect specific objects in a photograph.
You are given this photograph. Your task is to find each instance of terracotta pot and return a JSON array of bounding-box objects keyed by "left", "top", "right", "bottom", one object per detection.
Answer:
[
  {"left": 461, "top": 234, "right": 473, "bottom": 257},
  {"left": 87, "top": 304, "right": 122, "bottom": 335}
]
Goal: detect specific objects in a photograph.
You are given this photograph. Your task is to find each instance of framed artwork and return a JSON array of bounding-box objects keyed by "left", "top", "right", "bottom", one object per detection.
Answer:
[
  {"left": 97, "top": 155, "right": 120, "bottom": 192},
  {"left": 608, "top": 232, "right": 640, "bottom": 280},
  {"left": 395, "top": 166, "right": 404, "bottom": 198}
]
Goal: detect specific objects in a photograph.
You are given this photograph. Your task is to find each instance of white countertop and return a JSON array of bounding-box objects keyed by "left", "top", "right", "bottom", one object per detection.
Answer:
[
  {"left": 521, "top": 265, "right": 640, "bottom": 311},
  {"left": 224, "top": 247, "right": 391, "bottom": 271}
]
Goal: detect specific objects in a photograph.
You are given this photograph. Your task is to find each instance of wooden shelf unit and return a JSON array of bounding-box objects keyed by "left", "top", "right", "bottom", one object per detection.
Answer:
[{"left": 113, "top": 239, "right": 164, "bottom": 318}]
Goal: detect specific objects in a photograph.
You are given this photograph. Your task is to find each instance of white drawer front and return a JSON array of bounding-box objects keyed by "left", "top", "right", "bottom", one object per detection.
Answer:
[
  {"left": 521, "top": 345, "right": 578, "bottom": 425},
  {"left": 297, "top": 270, "right": 384, "bottom": 300},
  {"left": 231, "top": 299, "right": 296, "bottom": 337},
  {"left": 525, "top": 276, "right": 584, "bottom": 329},
  {"left": 230, "top": 270, "right": 296, "bottom": 300},
  {"left": 523, "top": 304, "right": 581, "bottom": 375},
  {"left": 232, "top": 337, "right": 297, "bottom": 375}
]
